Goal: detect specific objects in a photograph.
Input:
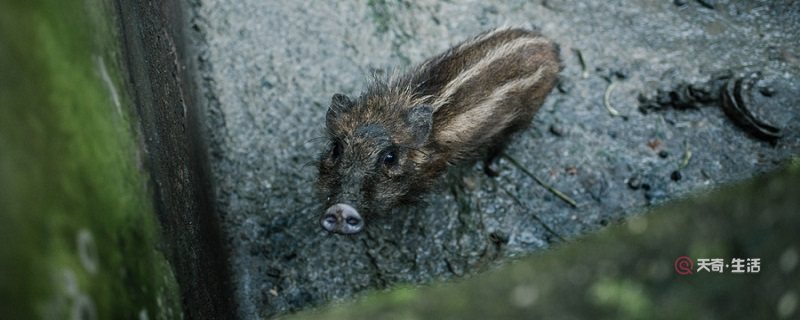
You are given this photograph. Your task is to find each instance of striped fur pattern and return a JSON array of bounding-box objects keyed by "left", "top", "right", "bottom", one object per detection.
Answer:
[{"left": 317, "top": 27, "right": 561, "bottom": 233}]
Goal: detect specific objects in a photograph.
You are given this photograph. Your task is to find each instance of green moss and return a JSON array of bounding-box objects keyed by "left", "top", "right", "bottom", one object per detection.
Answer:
[
  {"left": 589, "top": 277, "right": 653, "bottom": 318},
  {"left": 0, "top": 0, "right": 182, "bottom": 319}
]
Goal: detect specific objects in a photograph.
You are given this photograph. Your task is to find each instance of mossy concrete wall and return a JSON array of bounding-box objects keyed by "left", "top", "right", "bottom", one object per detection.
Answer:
[
  {"left": 0, "top": 0, "right": 233, "bottom": 319},
  {"left": 0, "top": 1, "right": 181, "bottom": 318}
]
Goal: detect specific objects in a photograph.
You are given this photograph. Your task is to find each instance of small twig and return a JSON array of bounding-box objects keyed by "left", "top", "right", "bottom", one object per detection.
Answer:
[
  {"left": 500, "top": 185, "right": 566, "bottom": 242},
  {"left": 502, "top": 153, "right": 578, "bottom": 208},
  {"left": 572, "top": 48, "right": 589, "bottom": 79},
  {"left": 603, "top": 81, "right": 621, "bottom": 117},
  {"left": 679, "top": 142, "right": 692, "bottom": 170}
]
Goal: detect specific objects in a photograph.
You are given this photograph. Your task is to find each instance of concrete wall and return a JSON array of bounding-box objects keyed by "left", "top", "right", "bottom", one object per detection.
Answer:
[{"left": 188, "top": 1, "right": 800, "bottom": 317}]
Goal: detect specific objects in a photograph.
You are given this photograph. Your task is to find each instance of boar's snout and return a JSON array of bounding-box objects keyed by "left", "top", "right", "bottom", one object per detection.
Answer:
[{"left": 320, "top": 203, "right": 364, "bottom": 234}]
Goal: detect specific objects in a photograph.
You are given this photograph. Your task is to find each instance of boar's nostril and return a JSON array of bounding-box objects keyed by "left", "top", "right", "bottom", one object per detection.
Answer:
[
  {"left": 320, "top": 212, "right": 339, "bottom": 232},
  {"left": 338, "top": 204, "right": 363, "bottom": 234},
  {"left": 320, "top": 203, "right": 363, "bottom": 234},
  {"left": 345, "top": 216, "right": 361, "bottom": 226}
]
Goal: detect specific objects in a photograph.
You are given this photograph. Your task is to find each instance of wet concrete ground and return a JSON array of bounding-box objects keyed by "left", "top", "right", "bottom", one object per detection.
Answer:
[{"left": 186, "top": 0, "right": 799, "bottom": 317}]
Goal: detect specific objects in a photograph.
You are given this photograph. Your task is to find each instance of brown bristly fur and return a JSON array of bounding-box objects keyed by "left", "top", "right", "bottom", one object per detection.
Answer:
[{"left": 317, "top": 27, "right": 561, "bottom": 228}]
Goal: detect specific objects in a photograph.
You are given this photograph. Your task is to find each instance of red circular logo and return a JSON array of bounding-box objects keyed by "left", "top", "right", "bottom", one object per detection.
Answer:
[{"left": 674, "top": 256, "right": 694, "bottom": 275}]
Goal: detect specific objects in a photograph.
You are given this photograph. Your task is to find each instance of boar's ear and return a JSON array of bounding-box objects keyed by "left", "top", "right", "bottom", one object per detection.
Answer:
[
  {"left": 405, "top": 104, "right": 433, "bottom": 146},
  {"left": 326, "top": 93, "right": 353, "bottom": 128}
]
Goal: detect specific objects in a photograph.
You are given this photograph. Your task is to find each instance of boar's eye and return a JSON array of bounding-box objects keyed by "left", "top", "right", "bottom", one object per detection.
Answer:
[
  {"left": 380, "top": 147, "right": 398, "bottom": 167},
  {"left": 330, "top": 140, "right": 342, "bottom": 160}
]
